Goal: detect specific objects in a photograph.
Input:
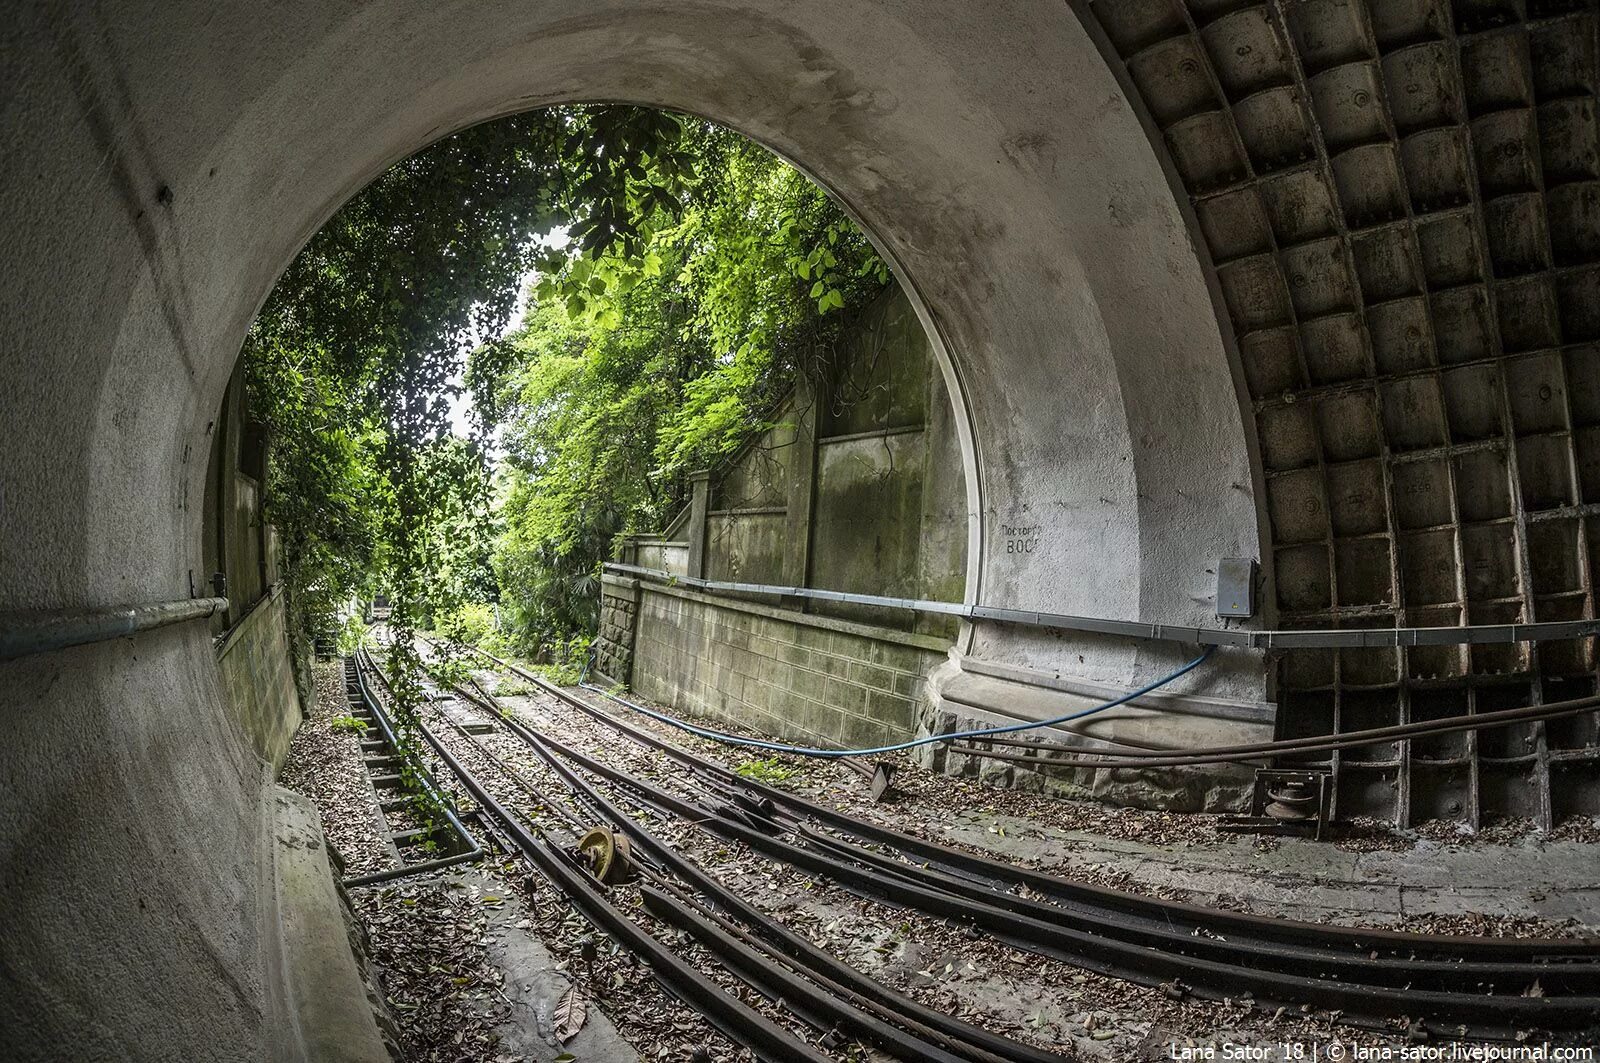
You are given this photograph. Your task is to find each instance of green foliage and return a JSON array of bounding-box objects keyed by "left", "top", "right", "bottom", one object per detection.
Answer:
[
  {"left": 248, "top": 104, "right": 883, "bottom": 817},
  {"left": 397, "top": 759, "right": 451, "bottom": 844},
  {"left": 247, "top": 105, "right": 690, "bottom": 649},
  {"left": 522, "top": 124, "right": 887, "bottom": 470},
  {"left": 420, "top": 622, "right": 480, "bottom": 693},
  {"left": 329, "top": 715, "right": 369, "bottom": 735},
  {"left": 435, "top": 601, "right": 500, "bottom": 651},
  {"left": 336, "top": 615, "right": 370, "bottom": 657},
  {"left": 491, "top": 635, "right": 592, "bottom": 687},
  {"left": 246, "top": 105, "right": 693, "bottom": 793},
  {"left": 735, "top": 757, "right": 797, "bottom": 784},
  {"left": 480, "top": 120, "right": 887, "bottom": 654},
  {"left": 492, "top": 678, "right": 534, "bottom": 698},
  {"left": 529, "top": 634, "right": 593, "bottom": 687},
  {"left": 425, "top": 653, "right": 470, "bottom": 691}
]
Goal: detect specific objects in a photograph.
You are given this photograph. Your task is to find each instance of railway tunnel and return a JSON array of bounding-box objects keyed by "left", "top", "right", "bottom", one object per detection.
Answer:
[{"left": 4, "top": 1, "right": 1600, "bottom": 1059}]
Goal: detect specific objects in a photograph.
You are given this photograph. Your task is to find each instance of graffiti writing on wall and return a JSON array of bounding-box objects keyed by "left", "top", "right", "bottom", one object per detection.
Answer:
[{"left": 1000, "top": 523, "right": 1041, "bottom": 555}]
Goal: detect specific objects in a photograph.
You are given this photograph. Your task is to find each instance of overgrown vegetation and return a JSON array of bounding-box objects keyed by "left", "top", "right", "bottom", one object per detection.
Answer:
[
  {"left": 247, "top": 106, "right": 692, "bottom": 836},
  {"left": 245, "top": 105, "right": 884, "bottom": 822},
  {"left": 734, "top": 757, "right": 798, "bottom": 784},
  {"left": 247, "top": 106, "right": 697, "bottom": 686},
  {"left": 491, "top": 678, "right": 534, "bottom": 699},
  {"left": 336, "top": 616, "right": 370, "bottom": 657},
  {"left": 474, "top": 122, "right": 887, "bottom": 651}
]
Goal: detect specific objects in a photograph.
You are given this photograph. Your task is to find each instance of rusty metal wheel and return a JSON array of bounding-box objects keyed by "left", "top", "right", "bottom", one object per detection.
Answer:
[{"left": 577, "top": 825, "right": 636, "bottom": 884}]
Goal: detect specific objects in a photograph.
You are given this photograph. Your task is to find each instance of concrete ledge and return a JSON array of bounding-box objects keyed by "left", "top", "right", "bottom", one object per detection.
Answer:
[
  {"left": 637, "top": 580, "right": 951, "bottom": 654},
  {"left": 271, "top": 788, "right": 392, "bottom": 1063},
  {"left": 923, "top": 662, "right": 1266, "bottom": 812},
  {"left": 217, "top": 587, "right": 303, "bottom": 770},
  {"left": 458, "top": 870, "right": 639, "bottom": 1062},
  {"left": 215, "top": 583, "right": 283, "bottom": 660},
  {"left": 957, "top": 653, "right": 1276, "bottom": 724}
]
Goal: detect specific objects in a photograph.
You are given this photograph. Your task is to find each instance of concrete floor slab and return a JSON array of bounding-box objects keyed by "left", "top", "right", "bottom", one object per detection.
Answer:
[
  {"left": 931, "top": 808, "right": 1600, "bottom": 929},
  {"left": 459, "top": 871, "right": 638, "bottom": 1063},
  {"left": 273, "top": 787, "right": 393, "bottom": 1063}
]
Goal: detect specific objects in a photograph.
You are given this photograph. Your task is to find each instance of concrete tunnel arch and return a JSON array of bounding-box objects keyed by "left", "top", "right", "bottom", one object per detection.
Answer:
[
  {"left": 3, "top": 0, "right": 1266, "bottom": 670},
  {"left": 0, "top": 1, "right": 1267, "bottom": 1058}
]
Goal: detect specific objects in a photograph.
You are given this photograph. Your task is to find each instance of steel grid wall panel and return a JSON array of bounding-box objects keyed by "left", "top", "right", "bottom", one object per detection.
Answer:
[{"left": 1088, "top": 0, "right": 1600, "bottom": 827}]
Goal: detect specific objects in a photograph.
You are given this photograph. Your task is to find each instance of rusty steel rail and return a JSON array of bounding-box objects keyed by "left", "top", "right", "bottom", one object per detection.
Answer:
[
  {"left": 341, "top": 655, "right": 484, "bottom": 887},
  {"left": 399, "top": 643, "right": 1061, "bottom": 1062},
  {"left": 355, "top": 649, "right": 831, "bottom": 1063},
  {"left": 485, "top": 699, "right": 1600, "bottom": 1036},
  {"left": 637, "top": 882, "right": 975, "bottom": 1063},
  {"left": 786, "top": 819, "right": 1597, "bottom": 993},
  {"left": 426, "top": 732, "right": 830, "bottom": 1062},
  {"left": 451, "top": 645, "right": 1600, "bottom": 1039},
  {"left": 470, "top": 643, "right": 1600, "bottom": 962},
  {"left": 645, "top": 877, "right": 1020, "bottom": 1063},
  {"left": 441, "top": 673, "right": 1061, "bottom": 1063}
]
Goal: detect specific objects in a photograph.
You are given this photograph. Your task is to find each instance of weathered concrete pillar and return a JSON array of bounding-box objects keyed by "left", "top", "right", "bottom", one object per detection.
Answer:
[
  {"left": 781, "top": 375, "right": 820, "bottom": 592},
  {"left": 685, "top": 470, "right": 711, "bottom": 579},
  {"left": 594, "top": 573, "right": 642, "bottom": 687},
  {"left": 615, "top": 535, "right": 638, "bottom": 566}
]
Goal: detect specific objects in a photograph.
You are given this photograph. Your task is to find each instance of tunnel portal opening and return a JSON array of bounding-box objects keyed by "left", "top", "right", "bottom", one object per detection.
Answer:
[{"left": 12, "top": 3, "right": 1598, "bottom": 1059}]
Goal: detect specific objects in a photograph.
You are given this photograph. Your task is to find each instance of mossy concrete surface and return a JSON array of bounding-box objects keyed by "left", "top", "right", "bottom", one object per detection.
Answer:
[
  {"left": 630, "top": 582, "right": 945, "bottom": 750},
  {"left": 216, "top": 586, "right": 304, "bottom": 771}
]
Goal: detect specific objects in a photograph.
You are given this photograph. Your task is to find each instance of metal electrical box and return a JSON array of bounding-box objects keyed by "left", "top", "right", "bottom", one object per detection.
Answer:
[{"left": 1216, "top": 557, "right": 1258, "bottom": 619}]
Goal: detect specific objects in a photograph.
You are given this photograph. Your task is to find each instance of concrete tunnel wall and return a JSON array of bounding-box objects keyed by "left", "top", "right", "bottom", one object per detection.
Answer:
[{"left": 0, "top": 1, "right": 1263, "bottom": 1058}]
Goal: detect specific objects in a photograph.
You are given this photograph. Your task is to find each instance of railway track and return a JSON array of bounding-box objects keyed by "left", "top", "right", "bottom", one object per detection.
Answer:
[
  {"left": 336, "top": 656, "right": 482, "bottom": 886},
  {"left": 356, "top": 643, "right": 1600, "bottom": 1054},
  {"left": 356, "top": 645, "right": 1051, "bottom": 1062}
]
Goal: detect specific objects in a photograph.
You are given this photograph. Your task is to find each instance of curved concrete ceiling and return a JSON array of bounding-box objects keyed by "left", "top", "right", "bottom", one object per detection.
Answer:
[
  {"left": 1, "top": 0, "right": 1263, "bottom": 688},
  {"left": 1097, "top": 0, "right": 1599, "bottom": 644}
]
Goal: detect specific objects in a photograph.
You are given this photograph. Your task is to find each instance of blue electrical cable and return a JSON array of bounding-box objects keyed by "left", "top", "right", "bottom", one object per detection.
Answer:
[{"left": 578, "top": 646, "right": 1214, "bottom": 759}]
